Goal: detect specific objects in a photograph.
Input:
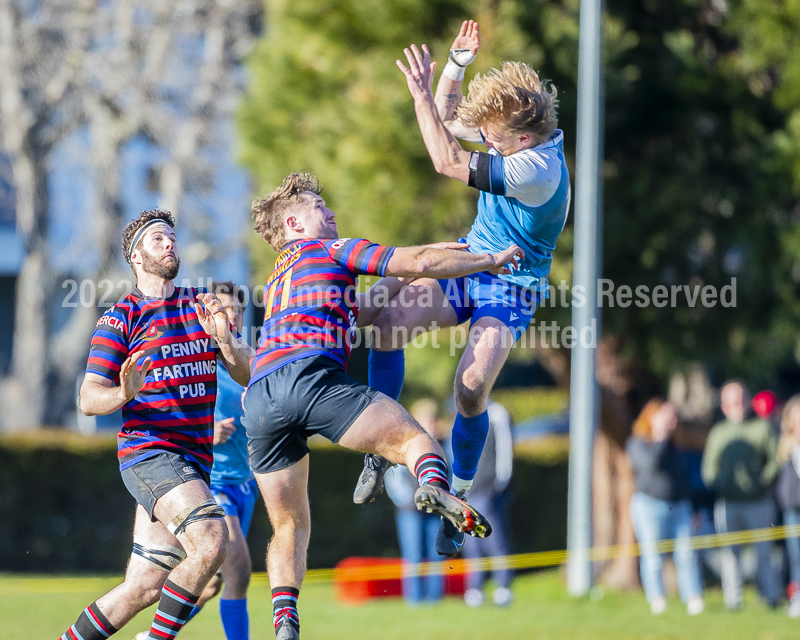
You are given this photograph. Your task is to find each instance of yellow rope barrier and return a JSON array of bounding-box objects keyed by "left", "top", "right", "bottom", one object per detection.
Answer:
[
  {"left": 281, "top": 523, "right": 800, "bottom": 585},
  {"left": 5, "top": 523, "right": 800, "bottom": 594}
]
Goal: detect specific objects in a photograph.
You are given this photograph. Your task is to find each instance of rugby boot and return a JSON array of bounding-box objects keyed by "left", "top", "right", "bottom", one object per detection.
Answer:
[
  {"left": 435, "top": 516, "right": 466, "bottom": 557},
  {"left": 353, "top": 453, "right": 393, "bottom": 504},
  {"left": 414, "top": 484, "right": 492, "bottom": 557},
  {"left": 275, "top": 619, "right": 300, "bottom": 640}
]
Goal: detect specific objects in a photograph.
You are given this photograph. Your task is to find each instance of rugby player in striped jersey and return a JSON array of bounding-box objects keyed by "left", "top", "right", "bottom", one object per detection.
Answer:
[
  {"left": 59, "top": 209, "right": 254, "bottom": 640},
  {"left": 245, "top": 172, "right": 523, "bottom": 640}
]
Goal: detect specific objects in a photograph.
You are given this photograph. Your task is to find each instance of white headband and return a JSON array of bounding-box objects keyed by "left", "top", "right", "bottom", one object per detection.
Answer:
[{"left": 128, "top": 219, "right": 172, "bottom": 260}]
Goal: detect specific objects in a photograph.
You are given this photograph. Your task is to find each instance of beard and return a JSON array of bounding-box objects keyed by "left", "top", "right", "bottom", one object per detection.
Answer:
[{"left": 140, "top": 247, "right": 180, "bottom": 280}]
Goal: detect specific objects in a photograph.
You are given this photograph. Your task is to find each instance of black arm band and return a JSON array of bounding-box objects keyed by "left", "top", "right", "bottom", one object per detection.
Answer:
[{"left": 468, "top": 151, "right": 492, "bottom": 192}]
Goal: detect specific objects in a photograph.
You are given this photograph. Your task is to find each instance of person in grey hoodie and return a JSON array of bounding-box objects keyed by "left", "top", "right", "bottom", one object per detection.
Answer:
[{"left": 628, "top": 398, "right": 704, "bottom": 615}]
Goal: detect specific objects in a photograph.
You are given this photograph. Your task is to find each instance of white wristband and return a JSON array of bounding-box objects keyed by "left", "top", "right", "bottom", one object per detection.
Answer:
[{"left": 443, "top": 59, "right": 466, "bottom": 81}]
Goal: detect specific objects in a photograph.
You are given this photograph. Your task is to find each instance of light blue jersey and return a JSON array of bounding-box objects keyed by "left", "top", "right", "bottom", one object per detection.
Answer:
[
  {"left": 211, "top": 366, "right": 253, "bottom": 485},
  {"left": 465, "top": 130, "right": 570, "bottom": 291}
]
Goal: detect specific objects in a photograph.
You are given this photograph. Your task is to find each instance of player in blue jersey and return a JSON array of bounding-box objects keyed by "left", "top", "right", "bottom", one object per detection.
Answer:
[
  {"left": 246, "top": 172, "right": 524, "bottom": 640},
  {"left": 353, "top": 21, "right": 570, "bottom": 557},
  {"left": 59, "top": 210, "right": 254, "bottom": 640}
]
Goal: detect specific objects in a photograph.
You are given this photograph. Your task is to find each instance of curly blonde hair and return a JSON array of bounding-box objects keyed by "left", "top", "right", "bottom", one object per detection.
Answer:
[
  {"left": 457, "top": 61, "right": 558, "bottom": 141},
  {"left": 251, "top": 172, "right": 322, "bottom": 251}
]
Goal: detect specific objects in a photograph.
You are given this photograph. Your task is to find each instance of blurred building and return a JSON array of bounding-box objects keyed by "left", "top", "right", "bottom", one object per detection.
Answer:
[{"left": 0, "top": 153, "right": 22, "bottom": 377}]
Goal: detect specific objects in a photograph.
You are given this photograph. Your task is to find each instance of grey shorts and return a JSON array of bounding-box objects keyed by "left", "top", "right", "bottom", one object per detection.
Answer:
[{"left": 120, "top": 451, "right": 211, "bottom": 520}]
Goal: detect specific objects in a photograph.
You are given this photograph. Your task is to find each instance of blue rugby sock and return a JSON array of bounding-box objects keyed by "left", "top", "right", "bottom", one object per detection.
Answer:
[
  {"left": 368, "top": 349, "right": 405, "bottom": 401},
  {"left": 451, "top": 411, "right": 490, "bottom": 484},
  {"left": 185, "top": 604, "right": 202, "bottom": 623},
  {"left": 219, "top": 598, "right": 249, "bottom": 640}
]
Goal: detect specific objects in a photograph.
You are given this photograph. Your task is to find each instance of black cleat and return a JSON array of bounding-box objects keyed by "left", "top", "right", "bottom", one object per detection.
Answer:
[
  {"left": 353, "top": 453, "right": 393, "bottom": 504},
  {"left": 275, "top": 619, "right": 300, "bottom": 640},
  {"left": 413, "top": 484, "right": 492, "bottom": 558},
  {"left": 436, "top": 516, "right": 466, "bottom": 557}
]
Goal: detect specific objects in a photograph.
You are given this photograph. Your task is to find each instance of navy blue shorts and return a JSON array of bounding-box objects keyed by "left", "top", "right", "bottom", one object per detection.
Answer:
[
  {"left": 243, "top": 355, "right": 380, "bottom": 474},
  {"left": 210, "top": 478, "right": 259, "bottom": 536},
  {"left": 437, "top": 271, "right": 541, "bottom": 338}
]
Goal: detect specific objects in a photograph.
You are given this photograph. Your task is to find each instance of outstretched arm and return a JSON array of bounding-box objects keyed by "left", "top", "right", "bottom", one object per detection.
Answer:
[
  {"left": 386, "top": 242, "right": 524, "bottom": 279},
  {"left": 433, "top": 20, "right": 483, "bottom": 143},
  {"left": 79, "top": 351, "right": 152, "bottom": 416},
  {"left": 355, "top": 242, "right": 468, "bottom": 327},
  {"left": 195, "top": 293, "right": 255, "bottom": 387},
  {"left": 398, "top": 44, "right": 472, "bottom": 183}
]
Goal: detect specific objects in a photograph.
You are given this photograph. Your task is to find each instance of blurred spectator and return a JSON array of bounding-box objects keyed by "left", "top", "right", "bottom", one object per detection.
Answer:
[
  {"left": 463, "top": 400, "right": 514, "bottom": 608},
  {"left": 702, "top": 381, "right": 780, "bottom": 609},
  {"left": 627, "top": 399, "right": 704, "bottom": 615},
  {"left": 776, "top": 395, "right": 800, "bottom": 617},
  {"left": 384, "top": 399, "right": 446, "bottom": 605}
]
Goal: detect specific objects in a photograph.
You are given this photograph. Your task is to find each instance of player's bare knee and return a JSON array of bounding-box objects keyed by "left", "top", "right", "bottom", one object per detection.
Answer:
[
  {"left": 454, "top": 382, "right": 489, "bottom": 417},
  {"left": 183, "top": 518, "right": 229, "bottom": 568},
  {"left": 227, "top": 567, "right": 251, "bottom": 593},
  {"left": 373, "top": 308, "right": 411, "bottom": 350}
]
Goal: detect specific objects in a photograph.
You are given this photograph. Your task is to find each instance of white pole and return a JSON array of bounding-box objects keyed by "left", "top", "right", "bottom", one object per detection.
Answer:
[{"left": 567, "top": 0, "right": 604, "bottom": 597}]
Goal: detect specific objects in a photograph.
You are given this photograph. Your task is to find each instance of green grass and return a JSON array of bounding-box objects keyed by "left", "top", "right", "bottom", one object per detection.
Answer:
[{"left": 0, "top": 570, "right": 795, "bottom": 639}]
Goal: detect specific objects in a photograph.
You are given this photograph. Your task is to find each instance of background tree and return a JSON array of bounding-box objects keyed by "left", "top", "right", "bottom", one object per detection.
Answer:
[
  {"left": 238, "top": 0, "right": 800, "bottom": 591},
  {"left": 0, "top": 0, "right": 262, "bottom": 428}
]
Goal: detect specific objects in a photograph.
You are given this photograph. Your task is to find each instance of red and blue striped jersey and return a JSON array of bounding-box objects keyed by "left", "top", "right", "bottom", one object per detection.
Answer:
[
  {"left": 250, "top": 238, "right": 396, "bottom": 386},
  {"left": 85, "top": 286, "right": 218, "bottom": 474}
]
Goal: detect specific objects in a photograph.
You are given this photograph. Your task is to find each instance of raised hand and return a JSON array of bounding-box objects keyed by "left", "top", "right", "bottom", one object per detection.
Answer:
[
  {"left": 195, "top": 293, "right": 230, "bottom": 343},
  {"left": 119, "top": 349, "right": 151, "bottom": 401},
  {"left": 397, "top": 44, "right": 436, "bottom": 100},
  {"left": 214, "top": 417, "right": 236, "bottom": 445},
  {"left": 488, "top": 245, "right": 525, "bottom": 275},
  {"left": 450, "top": 19, "right": 480, "bottom": 56}
]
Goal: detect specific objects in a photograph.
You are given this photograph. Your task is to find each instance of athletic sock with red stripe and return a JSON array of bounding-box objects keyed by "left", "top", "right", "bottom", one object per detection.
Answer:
[
  {"left": 414, "top": 453, "right": 450, "bottom": 491},
  {"left": 272, "top": 586, "right": 300, "bottom": 633},
  {"left": 60, "top": 602, "right": 117, "bottom": 640},
  {"left": 146, "top": 579, "right": 199, "bottom": 639}
]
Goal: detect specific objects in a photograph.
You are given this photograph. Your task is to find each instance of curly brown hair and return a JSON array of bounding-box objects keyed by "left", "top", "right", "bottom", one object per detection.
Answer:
[
  {"left": 251, "top": 172, "right": 322, "bottom": 251},
  {"left": 457, "top": 61, "right": 558, "bottom": 142},
  {"left": 121, "top": 209, "right": 176, "bottom": 271}
]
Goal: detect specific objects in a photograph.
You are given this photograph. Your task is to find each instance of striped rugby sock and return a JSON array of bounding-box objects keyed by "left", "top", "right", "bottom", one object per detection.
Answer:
[
  {"left": 272, "top": 586, "right": 299, "bottom": 632},
  {"left": 146, "top": 579, "right": 199, "bottom": 640},
  {"left": 414, "top": 453, "right": 450, "bottom": 491},
  {"left": 60, "top": 602, "right": 117, "bottom": 640}
]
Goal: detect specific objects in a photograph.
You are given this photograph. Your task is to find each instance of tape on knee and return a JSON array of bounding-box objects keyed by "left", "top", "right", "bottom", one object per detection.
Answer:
[
  {"left": 132, "top": 535, "right": 187, "bottom": 571},
  {"left": 167, "top": 499, "right": 226, "bottom": 537}
]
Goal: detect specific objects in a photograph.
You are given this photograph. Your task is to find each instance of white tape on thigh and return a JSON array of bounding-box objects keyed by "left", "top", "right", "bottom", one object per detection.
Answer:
[
  {"left": 132, "top": 535, "right": 187, "bottom": 571},
  {"left": 167, "top": 499, "right": 226, "bottom": 537}
]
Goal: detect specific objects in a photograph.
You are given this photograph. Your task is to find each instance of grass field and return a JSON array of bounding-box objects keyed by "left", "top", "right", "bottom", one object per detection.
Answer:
[{"left": 1, "top": 570, "right": 797, "bottom": 640}]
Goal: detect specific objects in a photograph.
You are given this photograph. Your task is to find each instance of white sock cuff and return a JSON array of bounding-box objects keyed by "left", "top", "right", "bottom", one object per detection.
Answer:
[{"left": 451, "top": 476, "right": 473, "bottom": 494}]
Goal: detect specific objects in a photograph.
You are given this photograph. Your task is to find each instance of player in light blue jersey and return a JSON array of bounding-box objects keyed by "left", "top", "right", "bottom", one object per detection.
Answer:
[{"left": 353, "top": 21, "right": 569, "bottom": 557}]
